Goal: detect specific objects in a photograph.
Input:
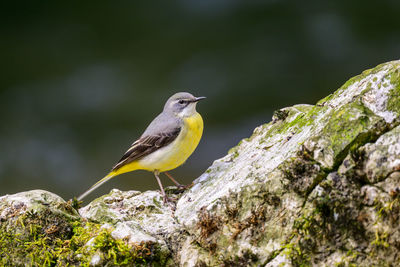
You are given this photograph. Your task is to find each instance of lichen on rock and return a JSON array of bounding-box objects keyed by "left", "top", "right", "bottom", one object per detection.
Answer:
[
  {"left": 1, "top": 60, "right": 400, "bottom": 266},
  {"left": 174, "top": 60, "right": 400, "bottom": 265}
]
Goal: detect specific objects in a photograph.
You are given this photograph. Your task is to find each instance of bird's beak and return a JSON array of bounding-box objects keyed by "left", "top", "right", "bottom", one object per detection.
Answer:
[{"left": 194, "top": 96, "right": 206, "bottom": 102}]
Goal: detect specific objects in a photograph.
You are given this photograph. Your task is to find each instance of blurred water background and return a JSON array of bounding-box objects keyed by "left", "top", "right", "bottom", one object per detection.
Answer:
[{"left": 1, "top": 1, "right": 399, "bottom": 201}]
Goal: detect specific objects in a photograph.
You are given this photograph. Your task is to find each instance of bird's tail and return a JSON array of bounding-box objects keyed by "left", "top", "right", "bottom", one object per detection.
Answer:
[{"left": 77, "top": 171, "right": 117, "bottom": 201}]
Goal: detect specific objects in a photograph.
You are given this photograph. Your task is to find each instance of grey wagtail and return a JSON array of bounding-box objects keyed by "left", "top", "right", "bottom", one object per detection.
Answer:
[{"left": 77, "top": 92, "right": 205, "bottom": 202}]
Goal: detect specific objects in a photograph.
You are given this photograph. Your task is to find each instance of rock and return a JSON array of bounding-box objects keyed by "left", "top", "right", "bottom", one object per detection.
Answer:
[
  {"left": 0, "top": 190, "right": 171, "bottom": 266},
  {"left": 175, "top": 60, "right": 400, "bottom": 265},
  {"left": 79, "top": 189, "right": 179, "bottom": 264},
  {"left": 0, "top": 60, "right": 399, "bottom": 266},
  {"left": 0, "top": 190, "right": 79, "bottom": 266}
]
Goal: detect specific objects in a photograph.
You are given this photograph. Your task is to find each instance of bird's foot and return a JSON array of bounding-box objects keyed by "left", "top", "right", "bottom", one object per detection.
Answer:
[
  {"left": 163, "top": 195, "right": 172, "bottom": 203},
  {"left": 176, "top": 182, "right": 194, "bottom": 190},
  {"left": 161, "top": 194, "right": 178, "bottom": 211}
]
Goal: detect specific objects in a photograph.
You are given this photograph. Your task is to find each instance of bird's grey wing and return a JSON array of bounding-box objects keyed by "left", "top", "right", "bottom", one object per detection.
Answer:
[{"left": 111, "top": 113, "right": 181, "bottom": 171}]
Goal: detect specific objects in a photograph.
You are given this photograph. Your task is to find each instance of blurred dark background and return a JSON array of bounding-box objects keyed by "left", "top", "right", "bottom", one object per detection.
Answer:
[{"left": 1, "top": 1, "right": 399, "bottom": 201}]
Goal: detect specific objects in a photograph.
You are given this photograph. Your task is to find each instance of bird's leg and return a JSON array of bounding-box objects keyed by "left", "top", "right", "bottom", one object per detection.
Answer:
[
  {"left": 154, "top": 171, "right": 169, "bottom": 203},
  {"left": 164, "top": 171, "right": 193, "bottom": 189}
]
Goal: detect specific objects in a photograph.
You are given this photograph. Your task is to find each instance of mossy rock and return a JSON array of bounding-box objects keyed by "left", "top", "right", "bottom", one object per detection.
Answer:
[
  {"left": 0, "top": 190, "right": 171, "bottom": 266},
  {"left": 1, "top": 60, "right": 400, "bottom": 266}
]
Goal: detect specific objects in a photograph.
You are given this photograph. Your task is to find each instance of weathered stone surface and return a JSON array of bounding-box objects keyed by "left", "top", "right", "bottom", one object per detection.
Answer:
[
  {"left": 174, "top": 60, "right": 400, "bottom": 265},
  {"left": 1, "top": 60, "right": 399, "bottom": 266},
  {"left": 79, "top": 189, "right": 181, "bottom": 264}
]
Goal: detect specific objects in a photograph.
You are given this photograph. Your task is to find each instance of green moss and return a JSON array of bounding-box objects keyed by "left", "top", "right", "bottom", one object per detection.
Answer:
[
  {"left": 331, "top": 71, "right": 365, "bottom": 98},
  {"left": 282, "top": 186, "right": 356, "bottom": 265},
  {"left": 369, "top": 196, "right": 400, "bottom": 260},
  {"left": 0, "top": 210, "right": 166, "bottom": 266},
  {"left": 281, "top": 241, "right": 310, "bottom": 267},
  {"left": 334, "top": 249, "right": 359, "bottom": 267},
  {"left": 320, "top": 101, "right": 385, "bottom": 168},
  {"left": 90, "top": 225, "right": 161, "bottom": 266},
  {"left": 387, "top": 70, "right": 400, "bottom": 115},
  {"left": 228, "top": 147, "right": 240, "bottom": 159},
  {"left": 228, "top": 138, "right": 246, "bottom": 157},
  {"left": 319, "top": 61, "right": 397, "bottom": 111},
  {"left": 316, "top": 93, "right": 334, "bottom": 105},
  {"left": 370, "top": 230, "right": 389, "bottom": 250},
  {"left": 276, "top": 112, "right": 308, "bottom": 134},
  {"left": 281, "top": 200, "right": 341, "bottom": 266}
]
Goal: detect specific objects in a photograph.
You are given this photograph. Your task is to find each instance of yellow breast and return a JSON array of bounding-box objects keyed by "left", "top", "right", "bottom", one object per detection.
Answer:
[
  {"left": 178, "top": 112, "right": 204, "bottom": 163},
  {"left": 134, "top": 112, "right": 204, "bottom": 172}
]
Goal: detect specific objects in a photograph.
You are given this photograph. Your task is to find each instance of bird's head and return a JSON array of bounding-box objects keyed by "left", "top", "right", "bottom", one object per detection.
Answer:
[{"left": 164, "top": 92, "right": 206, "bottom": 117}]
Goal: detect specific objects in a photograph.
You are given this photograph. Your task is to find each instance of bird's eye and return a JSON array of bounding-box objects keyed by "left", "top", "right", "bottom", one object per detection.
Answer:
[{"left": 178, "top": 100, "right": 185, "bottom": 105}]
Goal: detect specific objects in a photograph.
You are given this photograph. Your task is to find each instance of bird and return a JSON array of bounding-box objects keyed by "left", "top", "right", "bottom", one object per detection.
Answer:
[{"left": 77, "top": 92, "right": 205, "bottom": 203}]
